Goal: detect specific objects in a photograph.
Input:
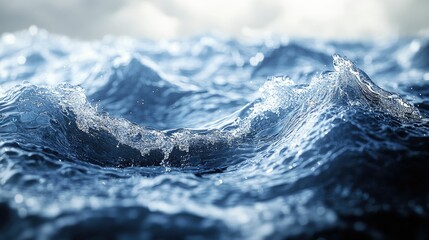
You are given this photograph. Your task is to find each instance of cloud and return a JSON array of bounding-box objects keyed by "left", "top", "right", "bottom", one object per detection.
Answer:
[
  {"left": 265, "top": 0, "right": 394, "bottom": 39},
  {"left": 108, "top": 1, "right": 179, "bottom": 39},
  {"left": 0, "top": 0, "right": 130, "bottom": 38},
  {"left": 0, "top": 0, "right": 428, "bottom": 40}
]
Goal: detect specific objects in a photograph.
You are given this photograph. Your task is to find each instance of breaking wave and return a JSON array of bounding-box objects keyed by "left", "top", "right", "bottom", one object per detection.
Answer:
[{"left": 1, "top": 28, "right": 429, "bottom": 239}]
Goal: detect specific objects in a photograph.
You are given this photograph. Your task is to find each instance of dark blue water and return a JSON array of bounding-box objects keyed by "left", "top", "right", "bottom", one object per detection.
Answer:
[{"left": 1, "top": 28, "right": 429, "bottom": 240}]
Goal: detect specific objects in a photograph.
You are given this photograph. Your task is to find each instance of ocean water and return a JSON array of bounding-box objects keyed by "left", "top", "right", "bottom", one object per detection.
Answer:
[{"left": 1, "top": 28, "right": 429, "bottom": 240}]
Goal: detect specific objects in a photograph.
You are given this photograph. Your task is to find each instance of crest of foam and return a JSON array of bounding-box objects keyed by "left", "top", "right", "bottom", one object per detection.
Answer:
[
  {"left": 331, "top": 54, "right": 421, "bottom": 120},
  {"left": 50, "top": 54, "right": 421, "bottom": 163},
  {"left": 54, "top": 84, "right": 231, "bottom": 160}
]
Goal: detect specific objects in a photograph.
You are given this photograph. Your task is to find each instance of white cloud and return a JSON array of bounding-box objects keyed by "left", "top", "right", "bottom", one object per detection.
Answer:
[
  {"left": 263, "top": 0, "right": 395, "bottom": 39},
  {"left": 0, "top": 0, "right": 427, "bottom": 39},
  {"left": 109, "top": 1, "right": 179, "bottom": 39}
]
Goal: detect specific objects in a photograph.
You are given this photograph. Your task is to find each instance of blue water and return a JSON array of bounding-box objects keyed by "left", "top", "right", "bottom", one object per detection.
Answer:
[{"left": 1, "top": 28, "right": 429, "bottom": 239}]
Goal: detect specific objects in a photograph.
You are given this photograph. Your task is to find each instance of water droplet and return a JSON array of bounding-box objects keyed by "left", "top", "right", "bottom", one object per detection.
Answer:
[
  {"left": 29, "top": 25, "right": 39, "bottom": 36},
  {"left": 249, "top": 52, "right": 264, "bottom": 66},
  {"left": 17, "top": 56, "right": 26, "bottom": 65},
  {"left": 410, "top": 40, "right": 421, "bottom": 52},
  {"left": 3, "top": 33, "right": 16, "bottom": 44},
  {"left": 14, "top": 194, "right": 24, "bottom": 203}
]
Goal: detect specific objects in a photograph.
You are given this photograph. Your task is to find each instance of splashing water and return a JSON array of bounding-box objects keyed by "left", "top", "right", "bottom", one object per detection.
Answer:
[{"left": 1, "top": 28, "right": 429, "bottom": 239}]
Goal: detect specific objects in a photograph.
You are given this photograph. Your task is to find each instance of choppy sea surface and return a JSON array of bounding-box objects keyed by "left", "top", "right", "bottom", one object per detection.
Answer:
[{"left": 1, "top": 28, "right": 429, "bottom": 240}]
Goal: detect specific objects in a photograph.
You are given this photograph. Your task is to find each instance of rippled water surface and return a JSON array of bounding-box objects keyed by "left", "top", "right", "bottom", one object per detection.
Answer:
[{"left": 1, "top": 28, "right": 429, "bottom": 239}]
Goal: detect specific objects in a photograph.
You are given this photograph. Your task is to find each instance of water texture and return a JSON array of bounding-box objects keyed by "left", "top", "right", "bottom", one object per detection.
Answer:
[{"left": 1, "top": 28, "right": 429, "bottom": 239}]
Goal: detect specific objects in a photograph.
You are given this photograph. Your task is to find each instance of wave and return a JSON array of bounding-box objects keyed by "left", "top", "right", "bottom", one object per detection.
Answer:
[
  {"left": 0, "top": 54, "right": 421, "bottom": 170},
  {"left": 88, "top": 56, "right": 195, "bottom": 128},
  {"left": 412, "top": 39, "right": 429, "bottom": 69},
  {"left": 252, "top": 43, "right": 332, "bottom": 81},
  {"left": 1, "top": 30, "right": 429, "bottom": 239}
]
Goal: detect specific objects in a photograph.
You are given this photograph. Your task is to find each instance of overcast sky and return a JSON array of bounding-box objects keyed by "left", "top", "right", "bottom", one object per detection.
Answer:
[{"left": 0, "top": 0, "right": 428, "bottom": 40}]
